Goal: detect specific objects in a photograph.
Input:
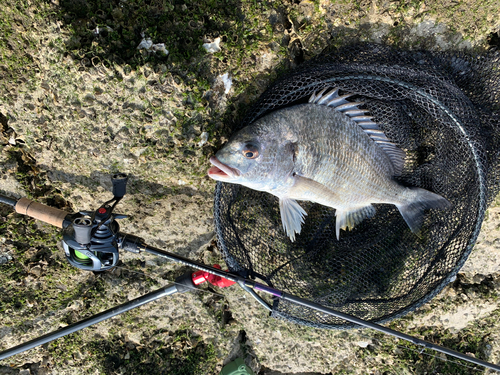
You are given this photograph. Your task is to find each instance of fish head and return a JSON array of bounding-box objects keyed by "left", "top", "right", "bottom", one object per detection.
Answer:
[{"left": 208, "top": 123, "right": 295, "bottom": 192}]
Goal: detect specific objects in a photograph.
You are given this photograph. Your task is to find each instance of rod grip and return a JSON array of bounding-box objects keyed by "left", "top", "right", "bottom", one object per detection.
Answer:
[{"left": 15, "top": 197, "right": 68, "bottom": 228}]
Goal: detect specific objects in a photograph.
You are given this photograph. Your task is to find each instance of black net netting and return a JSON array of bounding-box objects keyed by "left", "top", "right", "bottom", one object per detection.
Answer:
[{"left": 214, "top": 44, "right": 500, "bottom": 329}]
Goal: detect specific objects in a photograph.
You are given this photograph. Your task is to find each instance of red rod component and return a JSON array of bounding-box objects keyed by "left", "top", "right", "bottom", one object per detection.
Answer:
[{"left": 192, "top": 264, "right": 236, "bottom": 288}]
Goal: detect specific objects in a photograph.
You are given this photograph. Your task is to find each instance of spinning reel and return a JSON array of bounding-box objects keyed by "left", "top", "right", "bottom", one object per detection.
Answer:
[{"left": 62, "top": 173, "right": 128, "bottom": 271}]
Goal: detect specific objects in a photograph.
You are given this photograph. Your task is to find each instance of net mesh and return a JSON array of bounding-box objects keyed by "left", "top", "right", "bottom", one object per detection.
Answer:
[{"left": 214, "top": 44, "right": 500, "bottom": 329}]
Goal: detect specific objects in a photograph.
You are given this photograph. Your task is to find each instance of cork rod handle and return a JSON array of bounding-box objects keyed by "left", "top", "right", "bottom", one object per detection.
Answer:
[{"left": 15, "top": 198, "right": 69, "bottom": 228}]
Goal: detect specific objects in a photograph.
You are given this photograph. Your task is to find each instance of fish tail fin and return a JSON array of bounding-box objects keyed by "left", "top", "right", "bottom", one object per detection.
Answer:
[{"left": 396, "top": 188, "right": 451, "bottom": 234}]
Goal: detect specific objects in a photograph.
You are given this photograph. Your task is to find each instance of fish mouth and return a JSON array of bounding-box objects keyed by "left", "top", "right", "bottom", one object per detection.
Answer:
[{"left": 208, "top": 156, "right": 241, "bottom": 180}]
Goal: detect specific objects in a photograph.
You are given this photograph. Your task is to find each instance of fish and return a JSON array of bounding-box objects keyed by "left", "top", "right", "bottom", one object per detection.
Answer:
[{"left": 208, "top": 87, "right": 450, "bottom": 241}]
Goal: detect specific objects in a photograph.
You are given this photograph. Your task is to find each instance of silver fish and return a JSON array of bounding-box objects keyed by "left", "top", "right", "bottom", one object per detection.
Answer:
[{"left": 208, "top": 88, "right": 450, "bottom": 241}]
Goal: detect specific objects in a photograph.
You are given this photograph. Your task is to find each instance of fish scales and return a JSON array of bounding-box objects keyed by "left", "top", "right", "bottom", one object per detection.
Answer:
[
  {"left": 280, "top": 105, "right": 397, "bottom": 205},
  {"left": 208, "top": 89, "right": 450, "bottom": 241}
]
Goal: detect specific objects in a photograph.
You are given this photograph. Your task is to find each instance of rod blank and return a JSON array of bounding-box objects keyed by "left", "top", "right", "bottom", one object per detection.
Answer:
[
  {"left": 0, "top": 194, "right": 17, "bottom": 208},
  {"left": 280, "top": 291, "right": 500, "bottom": 372},
  {"left": 0, "top": 284, "right": 179, "bottom": 361}
]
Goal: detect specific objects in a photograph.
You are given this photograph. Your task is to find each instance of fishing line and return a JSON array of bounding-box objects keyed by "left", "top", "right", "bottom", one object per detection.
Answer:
[
  {"left": 0, "top": 264, "right": 224, "bottom": 331},
  {"left": 112, "top": 264, "right": 226, "bottom": 299},
  {"left": 359, "top": 280, "right": 497, "bottom": 373},
  {"left": 391, "top": 341, "right": 483, "bottom": 373},
  {"left": 357, "top": 332, "right": 485, "bottom": 373},
  {"left": 384, "top": 362, "right": 403, "bottom": 375},
  {"left": 113, "top": 262, "right": 489, "bottom": 374}
]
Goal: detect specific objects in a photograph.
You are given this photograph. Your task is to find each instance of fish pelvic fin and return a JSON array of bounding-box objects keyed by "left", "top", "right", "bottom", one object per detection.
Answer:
[
  {"left": 396, "top": 188, "right": 451, "bottom": 234},
  {"left": 335, "top": 205, "right": 376, "bottom": 240},
  {"left": 279, "top": 197, "right": 307, "bottom": 242},
  {"left": 309, "top": 88, "right": 406, "bottom": 176}
]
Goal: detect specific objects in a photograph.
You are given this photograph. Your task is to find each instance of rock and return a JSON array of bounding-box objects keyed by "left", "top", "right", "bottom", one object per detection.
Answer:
[
  {"left": 356, "top": 341, "right": 372, "bottom": 348},
  {"left": 111, "top": 8, "right": 123, "bottom": 20},
  {"left": 126, "top": 332, "right": 142, "bottom": 346},
  {"left": 30, "top": 265, "right": 42, "bottom": 277},
  {"left": 202, "top": 38, "right": 221, "bottom": 53},
  {"left": 297, "top": 0, "right": 315, "bottom": 25}
]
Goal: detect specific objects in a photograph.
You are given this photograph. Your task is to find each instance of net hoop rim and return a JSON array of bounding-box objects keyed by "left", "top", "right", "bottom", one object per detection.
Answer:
[{"left": 214, "top": 74, "right": 487, "bottom": 328}]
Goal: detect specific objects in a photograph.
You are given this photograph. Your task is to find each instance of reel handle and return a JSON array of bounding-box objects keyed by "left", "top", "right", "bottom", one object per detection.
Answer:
[{"left": 15, "top": 197, "right": 69, "bottom": 228}]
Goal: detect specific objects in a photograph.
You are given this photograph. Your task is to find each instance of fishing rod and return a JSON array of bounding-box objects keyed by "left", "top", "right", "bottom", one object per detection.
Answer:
[{"left": 0, "top": 174, "right": 499, "bottom": 372}]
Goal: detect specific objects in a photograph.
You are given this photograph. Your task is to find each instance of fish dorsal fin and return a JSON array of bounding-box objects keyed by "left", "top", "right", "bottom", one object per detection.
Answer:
[{"left": 309, "top": 88, "right": 406, "bottom": 176}]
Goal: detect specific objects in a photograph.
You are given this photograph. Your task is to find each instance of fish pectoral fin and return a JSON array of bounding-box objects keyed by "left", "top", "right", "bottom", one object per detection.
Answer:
[
  {"left": 289, "top": 175, "right": 340, "bottom": 202},
  {"left": 335, "top": 205, "right": 376, "bottom": 240},
  {"left": 279, "top": 197, "right": 307, "bottom": 242}
]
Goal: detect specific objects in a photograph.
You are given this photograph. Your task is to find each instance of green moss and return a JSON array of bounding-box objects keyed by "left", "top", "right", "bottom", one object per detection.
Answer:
[
  {"left": 0, "top": 0, "right": 50, "bottom": 84},
  {"left": 48, "top": 329, "right": 219, "bottom": 375}
]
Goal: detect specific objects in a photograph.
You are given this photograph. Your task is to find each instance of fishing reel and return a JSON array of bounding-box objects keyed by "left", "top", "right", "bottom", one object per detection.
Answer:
[{"left": 62, "top": 173, "right": 128, "bottom": 271}]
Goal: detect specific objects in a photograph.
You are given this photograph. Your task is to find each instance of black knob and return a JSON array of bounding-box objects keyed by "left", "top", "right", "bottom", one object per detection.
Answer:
[{"left": 111, "top": 173, "right": 128, "bottom": 198}]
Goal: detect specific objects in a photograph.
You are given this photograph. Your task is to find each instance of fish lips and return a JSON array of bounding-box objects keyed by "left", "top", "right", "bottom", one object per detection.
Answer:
[{"left": 208, "top": 156, "right": 241, "bottom": 180}]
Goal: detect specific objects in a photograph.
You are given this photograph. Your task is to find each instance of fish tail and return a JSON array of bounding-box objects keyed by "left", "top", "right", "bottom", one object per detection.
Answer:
[{"left": 396, "top": 188, "right": 451, "bottom": 234}]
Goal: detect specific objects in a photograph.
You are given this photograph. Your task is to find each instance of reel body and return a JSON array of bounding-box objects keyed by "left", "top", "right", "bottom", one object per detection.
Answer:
[
  {"left": 62, "top": 212, "right": 120, "bottom": 271},
  {"left": 62, "top": 173, "right": 128, "bottom": 271}
]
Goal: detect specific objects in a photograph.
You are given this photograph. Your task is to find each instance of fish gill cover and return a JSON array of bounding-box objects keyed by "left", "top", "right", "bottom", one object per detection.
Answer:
[{"left": 213, "top": 43, "right": 500, "bottom": 329}]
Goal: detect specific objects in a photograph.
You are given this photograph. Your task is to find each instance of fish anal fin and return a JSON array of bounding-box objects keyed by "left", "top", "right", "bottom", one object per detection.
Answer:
[
  {"left": 335, "top": 205, "right": 376, "bottom": 240},
  {"left": 279, "top": 197, "right": 307, "bottom": 242}
]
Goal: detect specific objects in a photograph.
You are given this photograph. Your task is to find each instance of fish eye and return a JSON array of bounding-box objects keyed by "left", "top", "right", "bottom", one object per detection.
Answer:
[{"left": 242, "top": 144, "right": 259, "bottom": 159}]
